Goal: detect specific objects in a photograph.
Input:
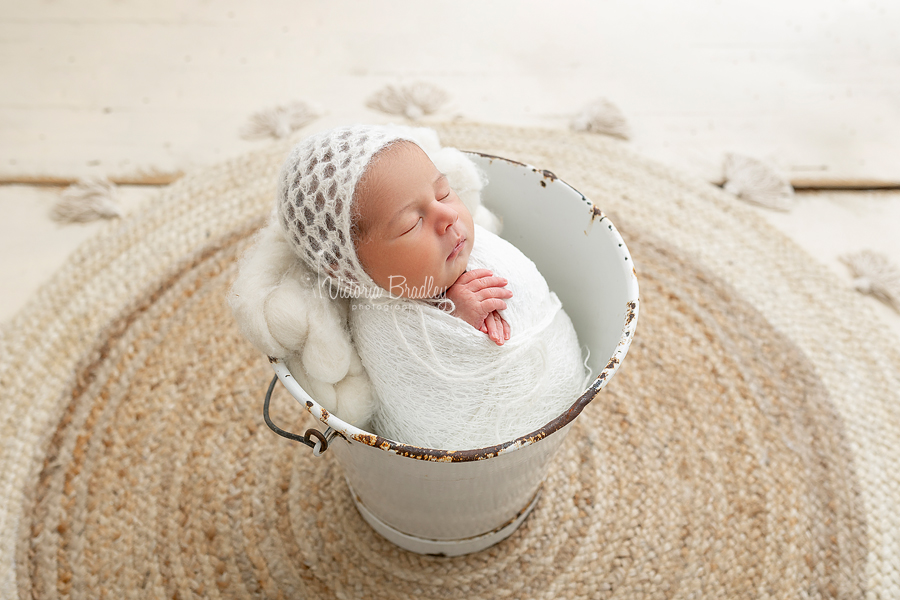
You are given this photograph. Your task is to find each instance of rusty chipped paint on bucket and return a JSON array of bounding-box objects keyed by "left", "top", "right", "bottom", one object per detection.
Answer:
[{"left": 268, "top": 152, "right": 640, "bottom": 556}]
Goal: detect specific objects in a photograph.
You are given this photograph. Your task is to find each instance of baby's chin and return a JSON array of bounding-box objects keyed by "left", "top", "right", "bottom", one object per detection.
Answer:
[
  {"left": 458, "top": 230, "right": 475, "bottom": 264},
  {"left": 428, "top": 263, "right": 466, "bottom": 298},
  {"left": 451, "top": 241, "right": 474, "bottom": 278},
  {"left": 431, "top": 261, "right": 471, "bottom": 298}
]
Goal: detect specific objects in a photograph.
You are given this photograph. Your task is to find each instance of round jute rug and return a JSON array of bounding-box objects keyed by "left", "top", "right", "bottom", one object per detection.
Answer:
[{"left": 2, "top": 123, "right": 899, "bottom": 599}]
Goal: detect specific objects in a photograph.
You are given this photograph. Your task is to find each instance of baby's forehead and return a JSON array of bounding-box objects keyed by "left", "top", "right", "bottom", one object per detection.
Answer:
[
  {"left": 367, "top": 139, "right": 426, "bottom": 169},
  {"left": 357, "top": 141, "right": 436, "bottom": 193},
  {"left": 353, "top": 141, "right": 445, "bottom": 226}
]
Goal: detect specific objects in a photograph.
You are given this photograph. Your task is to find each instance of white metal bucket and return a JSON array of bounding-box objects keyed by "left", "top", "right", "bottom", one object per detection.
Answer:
[{"left": 265, "top": 152, "right": 640, "bottom": 556}]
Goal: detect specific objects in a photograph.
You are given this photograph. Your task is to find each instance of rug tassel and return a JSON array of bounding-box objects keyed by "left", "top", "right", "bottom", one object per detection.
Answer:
[
  {"left": 722, "top": 153, "right": 795, "bottom": 211},
  {"left": 366, "top": 82, "right": 450, "bottom": 121},
  {"left": 570, "top": 98, "right": 631, "bottom": 140},
  {"left": 51, "top": 177, "right": 122, "bottom": 223},
  {"left": 241, "top": 101, "right": 319, "bottom": 140},
  {"left": 840, "top": 250, "right": 900, "bottom": 313}
]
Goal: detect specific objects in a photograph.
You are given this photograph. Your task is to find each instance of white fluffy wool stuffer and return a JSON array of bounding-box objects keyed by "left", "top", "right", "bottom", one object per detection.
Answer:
[
  {"left": 229, "top": 217, "right": 378, "bottom": 426},
  {"left": 229, "top": 126, "right": 496, "bottom": 429}
]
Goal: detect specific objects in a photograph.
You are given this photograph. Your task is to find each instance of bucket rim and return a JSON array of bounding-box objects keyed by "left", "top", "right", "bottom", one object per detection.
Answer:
[{"left": 270, "top": 152, "right": 640, "bottom": 462}]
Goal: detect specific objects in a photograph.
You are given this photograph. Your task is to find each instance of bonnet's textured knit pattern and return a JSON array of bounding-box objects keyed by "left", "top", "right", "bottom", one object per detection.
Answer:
[{"left": 276, "top": 125, "right": 407, "bottom": 298}]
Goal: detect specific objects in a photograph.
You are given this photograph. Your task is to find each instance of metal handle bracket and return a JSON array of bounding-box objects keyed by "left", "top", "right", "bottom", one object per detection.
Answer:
[{"left": 263, "top": 375, "right": 338, "bottom": 456}]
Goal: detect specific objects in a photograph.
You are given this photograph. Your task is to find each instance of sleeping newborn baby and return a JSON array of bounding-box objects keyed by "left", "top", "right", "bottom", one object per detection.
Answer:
[{"left": 268, "top": 125, "right": 586, "bottom": 450}]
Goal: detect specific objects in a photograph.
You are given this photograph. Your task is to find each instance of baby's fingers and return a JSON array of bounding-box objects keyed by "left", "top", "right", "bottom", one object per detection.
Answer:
[
  {"left": 485, "top": 312, "right": 504, "bottom": 345},
  {"left": 475, "top": 285, "right": 513, "bottom": 302},
  {"left": 500, "top": 313, "right": 511, "bottom": 340},
  {"left": 479, "top": 298, "right": 508, "bottom": 315},
  {"left": 454, "top": 269, "right": 494, "bottom": 286},
  {"left": 468, "top": 275, "right": 509, "bottom": 293}
]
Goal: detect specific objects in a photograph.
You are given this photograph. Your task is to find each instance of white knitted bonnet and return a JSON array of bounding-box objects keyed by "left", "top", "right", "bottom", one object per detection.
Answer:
[{"left": 276, "top": 125, "right": 410, "bottom": 298}]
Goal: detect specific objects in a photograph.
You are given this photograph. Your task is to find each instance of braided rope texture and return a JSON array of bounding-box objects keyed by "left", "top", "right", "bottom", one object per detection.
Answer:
[{"left": 1, "top": 123, "right": 898, "bottom": 599}]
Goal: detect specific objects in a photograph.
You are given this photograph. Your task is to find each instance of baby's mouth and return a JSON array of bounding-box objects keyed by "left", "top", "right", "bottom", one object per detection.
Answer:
[{"left": 447, "top": 236, "right": 466, "bottom": 261}]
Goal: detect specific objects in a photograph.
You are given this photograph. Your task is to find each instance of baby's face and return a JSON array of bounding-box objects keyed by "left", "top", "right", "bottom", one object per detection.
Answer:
[{"left": 355, "top": 142, "right": 475, "bottom": 298}]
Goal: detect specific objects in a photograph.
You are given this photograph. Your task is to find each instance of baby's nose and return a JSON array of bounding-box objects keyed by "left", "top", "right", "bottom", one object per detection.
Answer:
[{"left": 435, "top": 203, "right": 458, "bottom": 231}]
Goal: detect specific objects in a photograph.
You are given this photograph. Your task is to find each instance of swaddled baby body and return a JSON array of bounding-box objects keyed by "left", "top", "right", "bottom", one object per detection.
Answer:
[
  {"left": 262, "top": 124, "right": 586, "bottom": 449},
  {"left": 352, "top": 224, "right": 585, "bottom": 450}
]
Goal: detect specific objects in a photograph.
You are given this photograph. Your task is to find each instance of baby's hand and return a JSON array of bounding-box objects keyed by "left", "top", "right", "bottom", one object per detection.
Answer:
[{"left": 445, "top": 269, "right": 512, "bottom": 346}]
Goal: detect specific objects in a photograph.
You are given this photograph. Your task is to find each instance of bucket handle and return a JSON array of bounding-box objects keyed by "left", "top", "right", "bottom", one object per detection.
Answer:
[{"left": 263, "top": 375, "right": 337, "bottom": 456}]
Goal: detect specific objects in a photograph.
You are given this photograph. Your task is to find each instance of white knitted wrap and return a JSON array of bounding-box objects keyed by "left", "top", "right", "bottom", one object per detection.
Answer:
[
  {"left": 351, "top": 226, "right": 589, "bottom": 450},
  {"left": 276, "top": 125, "right": 407, "bottom": 298}
]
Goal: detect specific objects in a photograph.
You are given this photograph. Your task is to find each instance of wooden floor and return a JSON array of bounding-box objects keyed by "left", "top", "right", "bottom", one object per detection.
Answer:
[{"left": 1, "top": 0, "right": 899, "bottom": 336}]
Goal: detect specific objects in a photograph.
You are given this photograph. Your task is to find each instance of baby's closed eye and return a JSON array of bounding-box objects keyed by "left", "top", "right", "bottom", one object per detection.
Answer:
[{"left": 402, "top": 217, "right": 423, "bottom": 235}]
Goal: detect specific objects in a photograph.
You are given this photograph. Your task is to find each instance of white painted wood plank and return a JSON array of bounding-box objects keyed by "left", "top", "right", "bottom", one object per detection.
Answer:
[{"left": 1, "top": 0, "right": 898, "bottom": 184}]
